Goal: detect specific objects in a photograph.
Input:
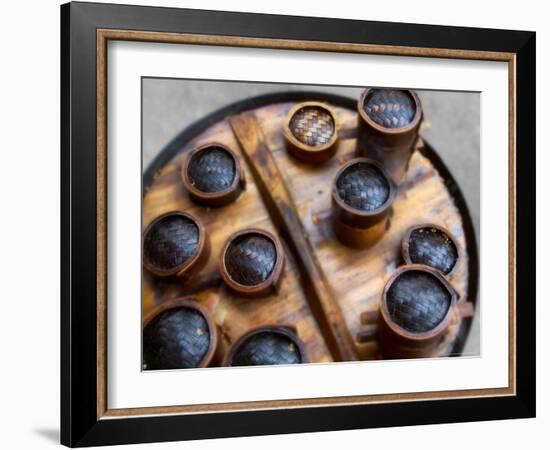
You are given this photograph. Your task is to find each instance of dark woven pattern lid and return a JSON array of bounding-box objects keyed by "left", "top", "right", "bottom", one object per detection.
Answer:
[
  {"left": 336, "top": 162, "right": 390, "bottom": 211},
  {"left": 386, "top": 271, "right": 451, "bottom": 333},
  {"left": 289, "top": 106, "right": 335, "bottom": 147},
  {"left": 144, "top": 215, "right": 199, "bottom": 271},
  {"left": 230, "top": 331, "right": 302, "bottom": 366},
  {"left": 143, "top": 307, "right": 210, "bottom": 370},
  {"left": 409, "top": 227, "right": 458, "bottom": 275},
  {"left": 187, "top": 146, "right": 236, "bottom": 193},
  {"left": 364, "top": 89, "right": 416, "bottom": 129},
  {"left": 224, "top": 233, "right": 276, "bottom": 286}
]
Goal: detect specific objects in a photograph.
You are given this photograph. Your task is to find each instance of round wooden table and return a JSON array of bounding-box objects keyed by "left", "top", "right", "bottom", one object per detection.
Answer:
[{"left": 143, "top": 91, "right": 479, "bottom": 366}]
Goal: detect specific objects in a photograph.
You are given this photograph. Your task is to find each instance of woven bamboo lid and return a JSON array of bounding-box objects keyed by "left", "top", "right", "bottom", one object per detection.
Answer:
[
  {"left": 187, "top": 145, "right": 236, "bottom": 193},
  {"left": 182, "top": 143, "right": 245, "bottom": 206},
  {"left": 225, "top": 233, "right": 276, "bottom": 285},
  {"left": 402, "top": 224, "right": 460, "bottom": 275},
  {"left": 220, "top": 228, "right": 285, "bottom": 297},
  {"left": 363, "top": 89, "right": 417, "bottom": 129},
  {"left": 224, "top": 326, "right": 306, "bottom": 366},
  {"left": 385, "top": 268, "right": 452, "bottom": 333},
  {"left": 335, "top": 160, "right": 391, "bottom": 212},
  {"left": 143, "top": 211, "right": 208, "bottom": 278},
  {"left": 143, "top": 302, "right": 214, "bottom": 370},
  {"left": 283, "top": 101, "right": 338, "bottom": 163},
  {"left": 289, "top": 105, "right": 335, "bottom": 146}
]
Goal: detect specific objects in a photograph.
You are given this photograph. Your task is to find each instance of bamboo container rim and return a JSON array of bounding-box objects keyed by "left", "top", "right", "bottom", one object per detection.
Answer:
[
  {"left": 357, "top": 88, "right": 423, "bottom": 135},
  {"left": 332, "top": 157, "right": 396, "bottom": 218},
  {"left": 219, "top": 228, "right": 285, "bottom": 296},
  {"left": 142, "top": 297, "right": 218, "bottom": 369},
  {"left": 222, "top": 325, "right": 307, "bottom": 367},
  {"left": 282, "top": 101, "right": 339, "bottom": 154},
  {"left": 381, "top": 264, "right": 458, "bottom": 341},
  {"left": 143, "top": 210, "right": 207, "bottom": 278},
  {"left": 181, "top": 142, "right": 244, "bottom": 200},
  {"left": 401, "top": 223, "right": 462, "bottom": 277}
]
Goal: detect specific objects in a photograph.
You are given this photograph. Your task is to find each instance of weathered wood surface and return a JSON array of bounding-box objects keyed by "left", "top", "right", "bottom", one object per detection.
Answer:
[
  {"left": 229, "top": 112, "right": 357, "bottom": 361},
  {"left": 143, "top": 99, "right": 472, "bottom": 365},
  {"left": 143, "top": 117, "right": 333, "bottom": 365}
]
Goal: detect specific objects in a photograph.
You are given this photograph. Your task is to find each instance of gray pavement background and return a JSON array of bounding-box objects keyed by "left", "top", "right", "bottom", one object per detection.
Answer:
[{"left": 142, "top": 79, "right": 480, "bottom": 356}]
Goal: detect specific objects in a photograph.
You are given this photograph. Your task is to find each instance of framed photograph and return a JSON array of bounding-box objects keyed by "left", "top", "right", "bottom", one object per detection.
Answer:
[{"left": 61, "top": 1, "right": 535, "bottom": 447}]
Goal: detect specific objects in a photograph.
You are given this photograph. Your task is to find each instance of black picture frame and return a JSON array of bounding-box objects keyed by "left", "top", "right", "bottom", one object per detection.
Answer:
[{"left": 61, "top": 2, "right": 535, "bottom": 447}]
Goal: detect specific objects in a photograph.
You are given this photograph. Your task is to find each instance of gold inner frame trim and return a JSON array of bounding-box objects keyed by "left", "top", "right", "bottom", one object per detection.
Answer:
[{"left": 96, "top": 28, "right": 517, "bottom": 420}]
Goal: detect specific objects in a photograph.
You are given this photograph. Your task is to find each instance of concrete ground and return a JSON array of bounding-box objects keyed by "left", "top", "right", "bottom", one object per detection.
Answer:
[{"left": 142, "top": 79, "right": 480, "bottom": 356}]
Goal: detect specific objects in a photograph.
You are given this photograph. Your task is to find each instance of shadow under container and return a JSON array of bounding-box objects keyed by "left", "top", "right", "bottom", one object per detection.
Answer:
[
  {"left": 401, "top": 223, "right": 461, "bottom": 277},
  {"left": 181, "top": 142, "right": 246, "bottom": 207},
  {"left": 356, "top": 88, "right": 423, "bottom": 184},
  {"left": 219, "top": 228, "right": 285, "bottom": 297},
  {"left": 143, "top": 211, "right": 210, "bottom": 279},
  {"left": 283, "top": 101, "right": 339, "bottom": 163},
  {"left": 358, "top": 265, "right": 474, "bottom": 359},
  {"left": 222, "top": 325, "right": 307, "bottom": 367},
  {"left": 143, "top": 297, "right": 221, "bottom": 370},
  {"left": 331, "top": 158, "right": 396, "bottom": 249}
]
